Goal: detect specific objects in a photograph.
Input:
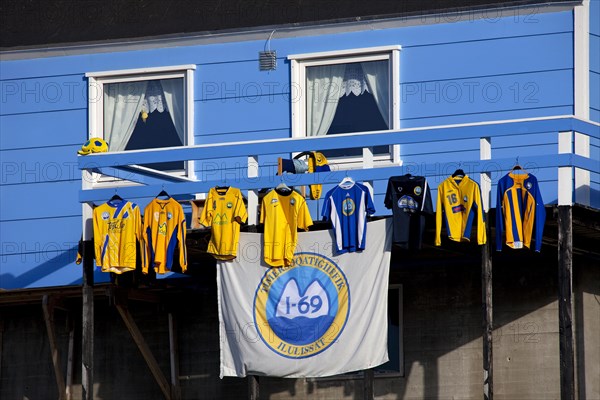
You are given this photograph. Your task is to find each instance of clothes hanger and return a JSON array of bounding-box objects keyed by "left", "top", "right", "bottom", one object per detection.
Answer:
[
  {"left": 339, "top": 171, "right": 355, "bottom": 188},
  {"left": 216, "top": 177, "right": 229, "bottom": 191},
  {"left": 512, "top": 157, "right": 522, "bottom": 170},
  {"left": 156, "top": 185, "right": 171, "bottom": 199},
  {"left": 452, "top": 162, "right": 465, "bottom": 178},
  {"left": 511, "top": 157, "right": 526, "bottom": 173},
  {"left": 275, "top": 175, "right": 292, "bottom": 194},
  {"left": 109, "top": 189, "right": 123, "bottom": 202}
]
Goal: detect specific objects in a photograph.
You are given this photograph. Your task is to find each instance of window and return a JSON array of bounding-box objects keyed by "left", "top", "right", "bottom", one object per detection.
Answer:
[
  {"left": 307, "top": 284, "right": 404, "bottom": 381},
  {"left": 86, "top": 65, "right": 195, "bottom": 177},
  {"left": 375, "top": 284, "right": 404, "bottom": 376},
  {"left": 289, "top": 46, "right": 401, "bottom": 165}
]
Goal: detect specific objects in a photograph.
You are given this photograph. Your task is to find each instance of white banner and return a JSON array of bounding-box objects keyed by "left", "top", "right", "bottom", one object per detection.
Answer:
[{"left": 218, "top": 218, "right": 392, "bottom": 378}]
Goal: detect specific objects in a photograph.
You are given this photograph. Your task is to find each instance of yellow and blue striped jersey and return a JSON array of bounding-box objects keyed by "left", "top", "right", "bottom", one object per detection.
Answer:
[
  {"left": 143, "top": 198, "right": 187, "bottom": 274},
  {"left": 496, "top": 172, "right": 545, "bottom": 252},
  {"left": 200, "top": 186, "right": 248, "bottom": 260},
  {"left": 435, "top": 175, "right": 486, "bottom": 245},
  {"left": 93, "top": 199, "right": 144, "bottom": 274}
]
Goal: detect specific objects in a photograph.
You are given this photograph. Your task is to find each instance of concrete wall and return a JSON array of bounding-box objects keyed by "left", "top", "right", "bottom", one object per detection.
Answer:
[{"left": 1, "top": 254, "right": 597, "bottom": 399}]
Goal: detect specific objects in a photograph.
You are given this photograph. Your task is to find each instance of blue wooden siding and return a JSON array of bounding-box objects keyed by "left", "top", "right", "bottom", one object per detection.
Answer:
[
  {"left": 0, "top": 109, "right": 87, "bottom": 150},
  {"left": 591, "top": 135, "right": 600, "bottom": 208},
  {"left": 590, "top": 0, "right": 600, "bottom": 122},
  {"left": 0, "top": 9, "right": 589, "bottom": 290},
  {"left": 590, "top": 0, "right": 600, "bottom": 207}
]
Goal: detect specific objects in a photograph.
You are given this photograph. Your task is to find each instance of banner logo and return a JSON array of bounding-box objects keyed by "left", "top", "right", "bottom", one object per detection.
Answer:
[{"left": 253, "top": 252, "right": 350, "bottom": 359}]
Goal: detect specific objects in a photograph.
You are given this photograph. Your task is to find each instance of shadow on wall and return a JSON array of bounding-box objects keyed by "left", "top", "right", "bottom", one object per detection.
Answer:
[{"left": 0, "top": 245, "right": 85, "bottom": 289}]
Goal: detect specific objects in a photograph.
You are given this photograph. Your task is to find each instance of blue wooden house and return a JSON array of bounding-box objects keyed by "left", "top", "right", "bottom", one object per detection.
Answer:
[{"left": 1, "top": 0, "right": 598, "bottom": 399}]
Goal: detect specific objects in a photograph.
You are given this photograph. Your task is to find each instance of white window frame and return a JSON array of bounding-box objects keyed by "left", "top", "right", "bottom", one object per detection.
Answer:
[
  {"left": 375, "top": 284, "right": 404, "bottom": 377},
  {"left": 288, "top": 46, "right": 401, "bottom": 168},
  {"left": 86, "top": 65, "right": 196, "bottom": 185}
]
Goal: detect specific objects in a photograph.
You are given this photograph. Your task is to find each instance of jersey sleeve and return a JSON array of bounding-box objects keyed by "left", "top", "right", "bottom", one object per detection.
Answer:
[
  {"left": 531, "top": 177, "right": 546, "bottom": 252},
  {"left": 321, "top": 191, "right": 332, "bottom": 221},
  {"left": 178, "top": 213, "right": 187, "bottom": 272},
  {"left": 260, "top": 193, "right": 267, "bottom": 224},
  {"left": 365, "top": 186, "right": 376, "bottom": 215},
  {"left": 142, "top": 204, "right": 152, "bottom": 274},
  {"left": 422, "top": 179, "right": 434, "bottom": 215},
  {"left": 434, "top": 183, "right": 444, "bottom": 246},
  {"left": 298, "top": 197, "right": 313, "bottom": 231},
  {"left": 133, "top": 204, "right": 146, "bottom": 273},
  {"left": 384, "top": 178, "right": 393, "bottom": 209},
  {"left": 495, "top": 176, "right": 506, "bottom": 251},
  {"left": 199, "top": 190, "right": 214, "bottom": 227},
  {"left": 234, "top": 191, "right": 248, "bottom": 224},
  {"left": 92, "top": 207, "right": 103, "bottom": 266},
  {"left": 473, "top": 182, "right": 487, "bottom": 245}
]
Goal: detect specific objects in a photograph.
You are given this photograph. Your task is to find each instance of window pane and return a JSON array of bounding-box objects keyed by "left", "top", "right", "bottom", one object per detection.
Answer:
[
  {"left": 375, "top": 287, "right": 401, "bottom": 373},
  {"left": 306, "top": 61, "right": 390, "bottom": 158},
  {"left": 103, "top": 78, "right": 185, "bottom": 171}
]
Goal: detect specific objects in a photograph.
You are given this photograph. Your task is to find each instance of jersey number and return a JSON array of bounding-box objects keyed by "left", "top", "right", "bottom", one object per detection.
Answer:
[{"left": 446, "top": 193, "right": 458, "bottom": 204}]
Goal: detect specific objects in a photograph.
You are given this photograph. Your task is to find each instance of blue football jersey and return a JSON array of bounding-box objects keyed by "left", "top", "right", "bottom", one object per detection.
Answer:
[{"left": 322, "top": 182, "right": 375, "bottom": 253}]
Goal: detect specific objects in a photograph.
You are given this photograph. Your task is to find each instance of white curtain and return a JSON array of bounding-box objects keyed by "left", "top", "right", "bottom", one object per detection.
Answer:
[
  {"left": 160, "top": 79, "right": 185, "bottom": 145},
  {"left": 361, "top": 60, "right": 390, "bottom": 128},
  {"left": 341, "top": 63, "right": 369, "bottom": 97},
  {"left": 142, "top": 80, "right": 167, "bottom": 113},
  {"left": 306, "top": 64, "right": 346, "bottom": 137},
  {"left": 104, "top": 81, "right": 148, "bottom": 151}
]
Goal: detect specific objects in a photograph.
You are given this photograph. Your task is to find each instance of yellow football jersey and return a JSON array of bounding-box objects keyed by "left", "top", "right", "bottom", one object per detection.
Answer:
[
  {"left": 143, "top": 198, "right": 187, "bottom": 274},
  {"left": 435, "top": 175, "right": 486, "bottom": 245},
  {"left": 260, "top": 189, "right": 313, "bottom": 267},
  {"left": 93, "top": 199, "right": 144, "bottom": 274},
  {"left": 200, "top": 187, "right": 248, "bottom": 260}
]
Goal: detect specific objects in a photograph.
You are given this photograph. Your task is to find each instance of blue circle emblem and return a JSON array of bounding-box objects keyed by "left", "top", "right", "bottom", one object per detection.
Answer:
[
  {"left": 253, "top": 252, "right": 350, "bottom": 358},
  {"left": 342, "top": 198, "right": 355, "bottom": 216}
]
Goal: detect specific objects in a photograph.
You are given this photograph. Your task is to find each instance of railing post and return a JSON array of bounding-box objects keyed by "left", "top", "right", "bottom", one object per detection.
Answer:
[
  {"left": 362, "top": 147, "right": 374, "bottom": 198},
  {"left": 574, "top": 132, "right": 591, "bottom": 206},
  {"left": 247, "top": 156, "right": 259, "bottom": 226},
  {"left": 81, "top": 165, "right": 95, "bottom": 400},
  {"left": 558, "top": 131, "right": 574, "bottom": 206}
]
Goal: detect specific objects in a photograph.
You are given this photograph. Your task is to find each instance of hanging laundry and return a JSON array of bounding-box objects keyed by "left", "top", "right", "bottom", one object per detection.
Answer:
[
  {"left": 93, "top": 198, "right": 144, "bottom": 274},
  {"left": 260, "top": 188, "right": 313, "bottom": 267},
  {"left": 143, "top": 197, "right": 187, "bottom": 274},
  {"left": 385, "top": 174, "right": 433, "bottom": 250},
  {"left": 322, "top": 178, "right": 375, "bottom": 253},
  {"left": 200, "top": 186, "right": 248, "bottom": 260},
  {"left": 496, "top": 171, "right": 545, "bottom": 252},
  {"left": 435, "top": 174, "right": 486, "bottom": 245}
]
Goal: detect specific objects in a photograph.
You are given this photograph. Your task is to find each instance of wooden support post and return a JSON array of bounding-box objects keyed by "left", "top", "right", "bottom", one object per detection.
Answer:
[
  {"left": 0, "top": 318, "right": 4, "bottom": 382},
  {"left": 248, "top": 375, "right": 259, "bottom": 400},
  {"left": 42, "top": 295, "right": 67, "bottom": 400},
  {"left": 481, "top": 229, "right": 493, "bottom": 400},
  {"left": 168, "top": 313, "right": 181, "bottom": 400},
  {"left": 558, "top": 206, "right": 575, "bottom": 400},
  {"left": 66, "top": 318, "right": 75, "bottom": 400},
  {"left": 363, "top": 369, "right": 374, "bottom": 400},
  {"left": 115, "top": 299, "right": 172, "bottom": 400},
  {"left": 479, "top": 136, "right": 493, "bottom": 400},
  {"left": 246, "top": 218, "right": 260, "bottom": 400},
  {"left": 82, "top": 239, "right": 95, "bottom": 400}
]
